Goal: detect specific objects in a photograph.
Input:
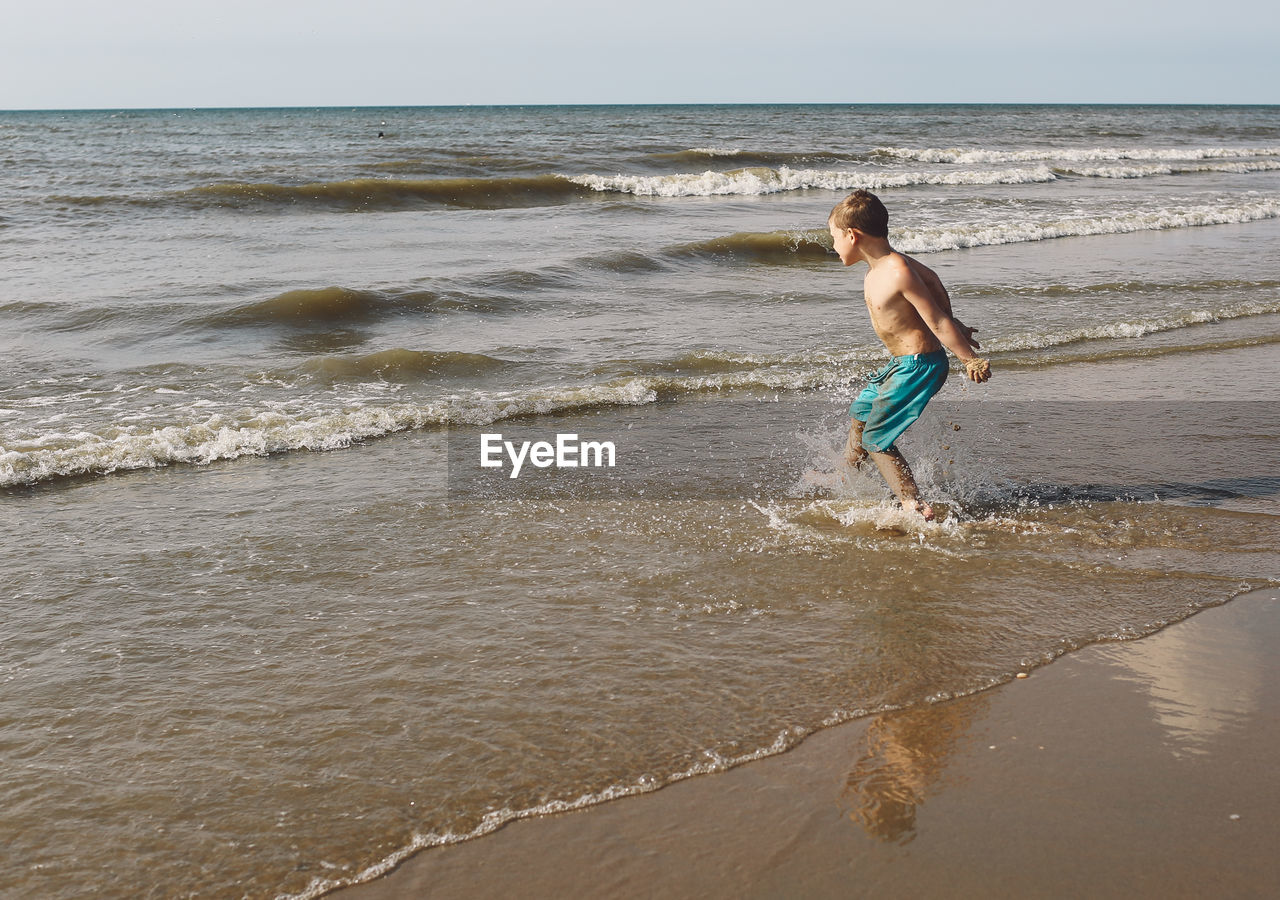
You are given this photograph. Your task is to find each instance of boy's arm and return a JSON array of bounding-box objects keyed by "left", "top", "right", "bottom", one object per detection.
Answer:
[
  {"left": 896, "top": 268, "right": 992, "bottom": 383},
  {"left": 928, "top": 277, "right": 981, "bottom": 350},
  {"left": 911, "top": 258, "right": 980, "bottom": 350}
]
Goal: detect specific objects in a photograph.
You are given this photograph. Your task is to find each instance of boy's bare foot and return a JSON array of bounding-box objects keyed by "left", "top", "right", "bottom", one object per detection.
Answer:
[{"left": 904, "top": 498, "right": 935, "bottom": 521}]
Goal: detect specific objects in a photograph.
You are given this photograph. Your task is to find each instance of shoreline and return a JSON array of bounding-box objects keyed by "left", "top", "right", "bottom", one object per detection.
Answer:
[{"left": 332, "top": 587, "right": 1280, "bottom": 899}]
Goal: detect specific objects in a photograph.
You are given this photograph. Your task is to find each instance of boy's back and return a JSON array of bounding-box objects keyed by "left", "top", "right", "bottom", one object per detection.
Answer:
[{"left": 862, "top": 252, "right": 953, "bottom": 358}]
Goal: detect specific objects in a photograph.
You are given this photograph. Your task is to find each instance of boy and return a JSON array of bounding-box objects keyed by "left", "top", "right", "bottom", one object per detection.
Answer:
[{"left": 829, "top": 190, "right": 990, "bottom": 521}]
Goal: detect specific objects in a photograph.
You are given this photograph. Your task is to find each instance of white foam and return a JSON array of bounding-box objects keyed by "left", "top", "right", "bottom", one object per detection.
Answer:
[
  {"left": 987, "top": 298, "right": 1280, "bottom": 352},
  {"left": 756, "top": 495, "right": 963, "bottom": 543},
  {"left": 275, "top": 725, "right": 810, "bottom": 900},
  {"left": 570, "top": 165, "right": 1058, "bottom": 197},
  {"left": 877, "top": 145, "right": 1280, "bottom": 165},
  {"left": 570, "top": 154, "right": 1280, "bottom": 199},
  {"left": 6, "top": 291, "right": 1279, "bottom": 487},
  {"left": 1060, "top": 160, "right": 1280, "bottom": 179},
  {"left": 686, "top": 147, "right": 743, "bottom": 157},
  {"left": 0, "top": 380, "right": 659, "bottom": 487},
  {"left": 894, "top": 197, "right": 1280, "bottom": 254}
]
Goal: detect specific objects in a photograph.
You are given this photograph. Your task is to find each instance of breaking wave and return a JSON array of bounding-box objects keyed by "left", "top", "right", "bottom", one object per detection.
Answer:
[
  {"left": 48, "top": 146, "right": 1280, "bottom": 214},
  {"left": 894, "top": 197, "right": 1280, "bottom": 253},
  {"left": 1057, "top": 160, "right": 1280, "bottom": 178},
  {"left": 682, "top": 197, "right": 1280, "bottom": 263},
  {"left": 0, "top": 381, "right": 659, "bottom": 487},
  {"left": 6, "top": 299, "right": 1279, "bottom": 488},
  {"left": 571, "top": 165, "right": 1058, "bottom": 197},
  {"left": 875, "top": 145, "right": 1280, "bottom": 164}
]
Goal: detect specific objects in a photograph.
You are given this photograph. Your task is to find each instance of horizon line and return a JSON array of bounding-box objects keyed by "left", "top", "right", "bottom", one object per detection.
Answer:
[{"left": 4, "top": 100, "right": 1280, "bottom": 114}]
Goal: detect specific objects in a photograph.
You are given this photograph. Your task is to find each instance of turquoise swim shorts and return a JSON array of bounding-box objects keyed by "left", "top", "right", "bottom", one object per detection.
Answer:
[{"left": 849, "top": 349, "right": 949, "bottom": 453}]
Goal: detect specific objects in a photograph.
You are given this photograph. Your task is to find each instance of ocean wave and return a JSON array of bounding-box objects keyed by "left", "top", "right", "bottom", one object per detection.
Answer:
[
  {"left": 58, "top": 151, "right": 1280, "bottom": 217},
  {"left": 7, "top": 300, "right": 1279, "bottom": 487},
  {"left": 672, "top": 229, "right": 833, "bottom": 263},
  {"left": 996, "top": 331, "right": 1280, "bottom": 368},
  {"left": 875, "top": 145, "right": 1280, "bottom": 165},
  {"left": 592, "top": 347, "right": 887, "bottom": 391},
  {"left": 571, "top": 165, "right": 1058, "bottom": 197},
  {"left": 0, "top": 350, "right": 886, "bottom": 488},
  {"left": 985, "top": 299, "right": 1280, "bottom": 353},
  {"left": 176, "top": 174, "right": 594, "bottom": 211},
  {"left": 212, "top": 287, "right": 423, "bottom": 325},
  {"left": 588, "top": 305, "right": 1280, "bottom": 386},
  {"left": 0, "top": 381, "right": 659, "bottom": 487},
  {"left": 209, "top": 286, "right": 517, "bottom": 327},
  {"left": 675, "top": 196, "right": 1280, "bottom": 263},
  {"left": 962, "top": 277, "right": 1280, "bottom": 300},
  {"left": 1056, "top": 160, "right": 1280, "bottom": 179},
  {"left": 893, "top": 197, "right": 1280, "bottom": 253}
]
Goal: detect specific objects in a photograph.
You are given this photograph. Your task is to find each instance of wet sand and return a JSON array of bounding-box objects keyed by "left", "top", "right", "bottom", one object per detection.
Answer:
[{"left": 336, "top": 587, "right": 1280, "bottom": 899}]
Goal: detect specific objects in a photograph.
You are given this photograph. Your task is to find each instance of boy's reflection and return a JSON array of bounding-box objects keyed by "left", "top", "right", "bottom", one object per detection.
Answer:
[{"left": 840, "top": 693, "right": 988, "bottom": 843}]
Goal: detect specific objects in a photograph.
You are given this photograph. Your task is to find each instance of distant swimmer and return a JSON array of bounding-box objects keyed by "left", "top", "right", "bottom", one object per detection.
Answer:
[{"left": 829, "top": 190, "right": 990, "bottom": 521}]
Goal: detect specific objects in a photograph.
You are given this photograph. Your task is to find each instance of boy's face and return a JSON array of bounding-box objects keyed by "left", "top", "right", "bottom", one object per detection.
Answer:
[{"left": 828, "top": 220, "right": 857, "bottom": 266}]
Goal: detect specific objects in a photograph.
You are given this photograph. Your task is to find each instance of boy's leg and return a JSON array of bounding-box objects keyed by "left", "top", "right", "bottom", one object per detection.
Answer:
[
  {"left": 854, "top": 352, "right": 948, "bottom": 520},
  {"left": 845, "top": 418, "right": 868, "bottom": 468},
  {"left": 868, "top": 447, "right": 933, "bottom": 521}
]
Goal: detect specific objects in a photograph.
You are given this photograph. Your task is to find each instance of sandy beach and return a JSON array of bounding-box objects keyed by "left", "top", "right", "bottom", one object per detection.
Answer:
[{"left": 338, "top": 588, "right": 1280, "bottom": 899}]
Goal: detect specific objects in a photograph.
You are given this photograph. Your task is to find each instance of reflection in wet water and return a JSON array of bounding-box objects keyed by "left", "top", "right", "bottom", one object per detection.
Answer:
[
  {"left": 839, "top": 595, "right": 1280, "bottom": 852},
  {"left": 1106, "top": 604, "right": 1269, "bottom": 758},
  {"left": 841, "top": 693, "right": 988, "bottom": 843}
]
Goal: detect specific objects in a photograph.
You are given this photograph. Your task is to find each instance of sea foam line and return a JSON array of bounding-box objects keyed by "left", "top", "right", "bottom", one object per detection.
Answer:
[
  {"left": 0, "top": 381, "right": 659, "bottom": 487},
  {"left": 572, "top": 158, "right": 1280, "bottom": 199},
  {"left": 7, "top": 294, "right": 1280, "bottom": 488},
  {"left": 893, "top": 197, "right": 1280, "bottom": 254},
  {"left": 275, "top": 571, "right": 1271, "bottom": 899},
  {"left": 1058, "top": 160, "right": 1280, "bottom": 179},
  {"left": 0, "top": 352, "right": 885, "bottom": 487},
  {"left": 570, "top": 165, "right": 1058, "bottom": 197},
  {"left": 876, "top": 145, "right": 1280, "bottom": 165},
  {"left": 275, "top": 723, "right": 818, "bottom": 900},
  {"left": 984, "top": 298, "right": 1280, "bottom": 353},
  {"left": 684, "top": 196, "right": 1280, "bottom": 263}
]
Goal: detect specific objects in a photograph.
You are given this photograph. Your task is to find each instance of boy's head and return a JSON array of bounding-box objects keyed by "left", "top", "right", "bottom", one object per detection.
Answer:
[{"left": 828, "top": 190, "right": 888, "bottom": 238}]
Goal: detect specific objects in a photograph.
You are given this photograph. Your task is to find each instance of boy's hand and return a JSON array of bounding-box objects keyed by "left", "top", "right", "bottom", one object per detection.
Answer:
[
  {"left": 963, "top": 357, "right": 991, "bottom": 383},
  {"left": 959, "top": 322, "right": 981, "bottom": 350}
]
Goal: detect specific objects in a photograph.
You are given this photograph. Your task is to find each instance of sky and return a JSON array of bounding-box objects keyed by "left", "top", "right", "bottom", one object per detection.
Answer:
[{"left": 2, "top": 0, "right": 1278, "bottom": 109}]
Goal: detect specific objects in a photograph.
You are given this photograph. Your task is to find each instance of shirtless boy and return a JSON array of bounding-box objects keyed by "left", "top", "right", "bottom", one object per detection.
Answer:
[{"left": 829, "top": 190, "right": 991, "bottom": 521}]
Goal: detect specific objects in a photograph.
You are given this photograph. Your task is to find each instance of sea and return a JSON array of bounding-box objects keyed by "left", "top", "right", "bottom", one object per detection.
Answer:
[{"left": 3, "top": 104, "right": 1279, "bottom": 898}]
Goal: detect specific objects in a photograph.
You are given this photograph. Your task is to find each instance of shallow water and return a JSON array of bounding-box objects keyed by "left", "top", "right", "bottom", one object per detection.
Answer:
[{"left": 2, "top": 104, "right": 1280, "bottom": 898}]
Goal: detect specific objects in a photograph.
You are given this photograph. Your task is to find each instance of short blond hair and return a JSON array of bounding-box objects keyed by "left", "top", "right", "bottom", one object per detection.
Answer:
[{"left": 829, "top": 190, "right": 888, "bottom": 238}]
